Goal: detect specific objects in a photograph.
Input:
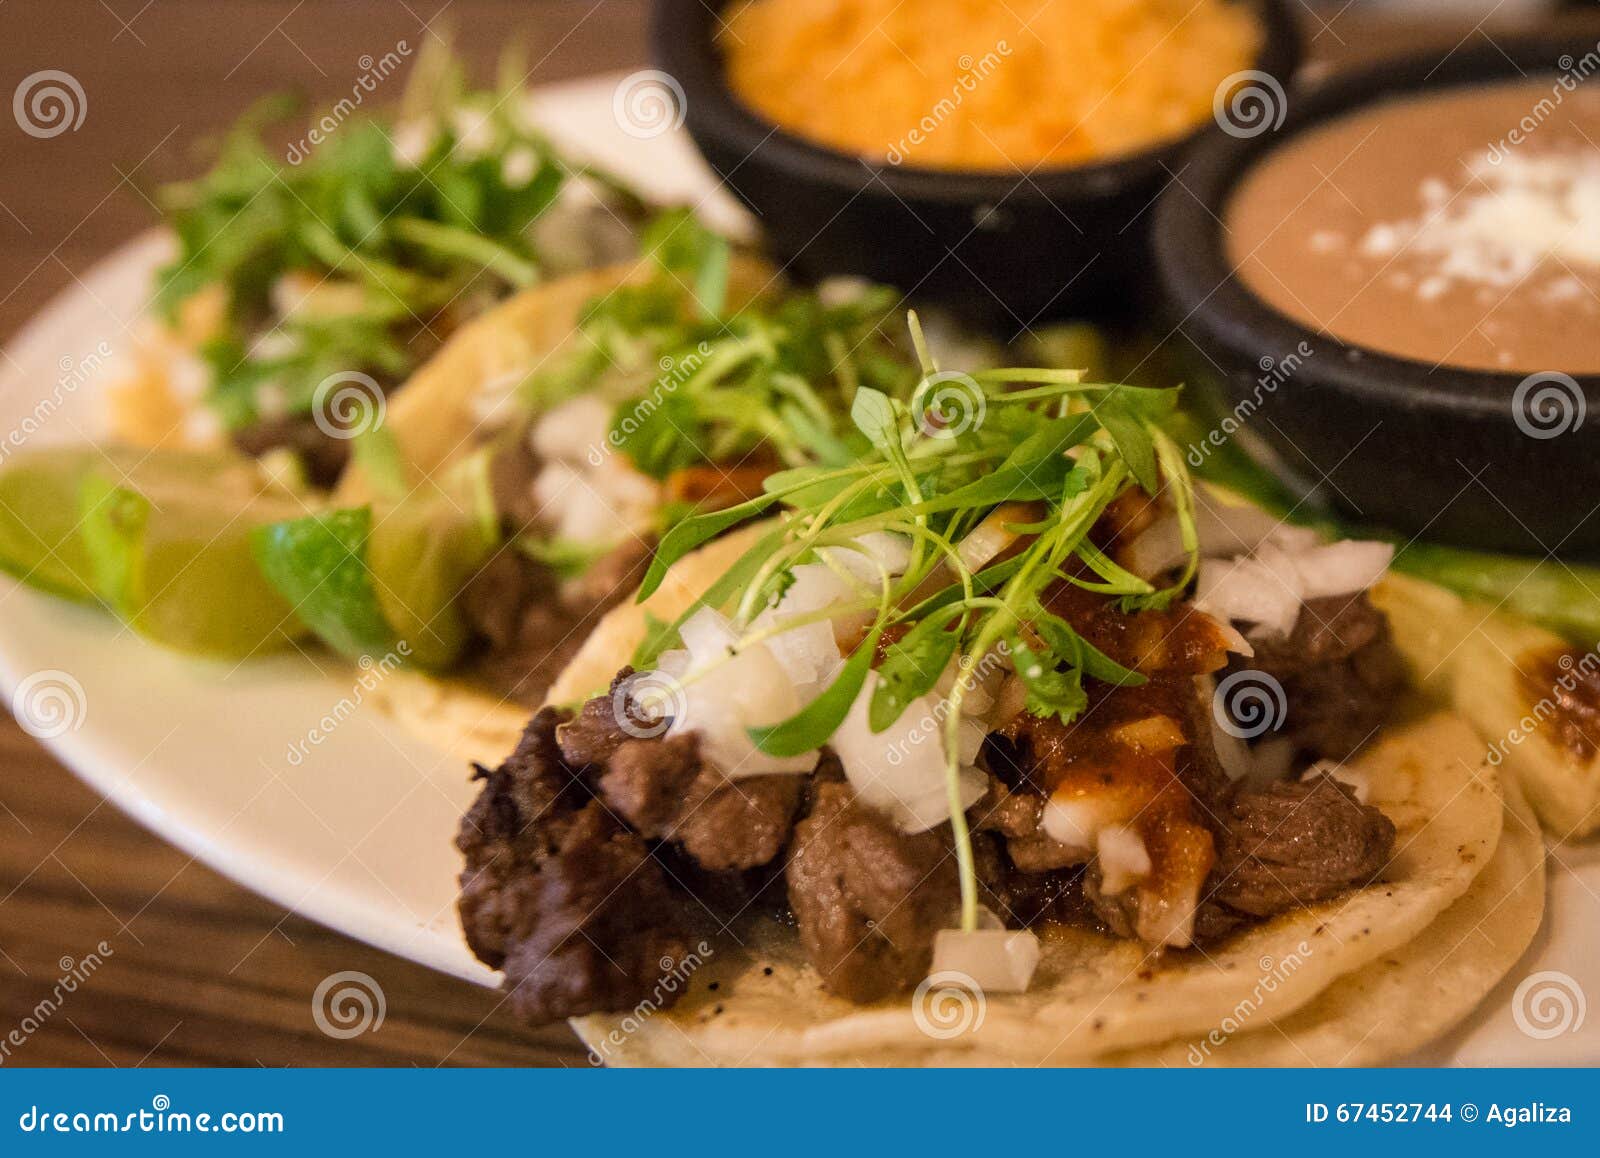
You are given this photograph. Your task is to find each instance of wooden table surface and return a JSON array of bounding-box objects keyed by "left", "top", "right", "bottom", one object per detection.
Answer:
[{"left": 0, "top": 1, "right": 1590, "bottom": 1068}]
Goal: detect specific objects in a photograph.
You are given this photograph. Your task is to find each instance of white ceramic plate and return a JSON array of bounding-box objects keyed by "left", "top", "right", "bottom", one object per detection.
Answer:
[{"left": 1, "top": 74, "right": 1595, "bottom": 1065}]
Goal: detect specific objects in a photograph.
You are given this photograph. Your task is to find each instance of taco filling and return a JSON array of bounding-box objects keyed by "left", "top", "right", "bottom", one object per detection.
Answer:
[
  {"left": 455, "top": 332, "right": 1411, "bottom": 1026},
  {"left": 419, "top": 223, "right": 937, "bottom": 703}
]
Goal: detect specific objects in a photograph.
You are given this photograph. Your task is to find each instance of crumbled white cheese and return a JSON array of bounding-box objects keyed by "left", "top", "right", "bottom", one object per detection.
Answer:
[{"left": 1359, "top": 149, "right": 1600, "bottom": 295}]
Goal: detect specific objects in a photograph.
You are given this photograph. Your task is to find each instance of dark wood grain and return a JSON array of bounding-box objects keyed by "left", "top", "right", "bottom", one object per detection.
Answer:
[
  {"left": 0, "top": 724, "right": 588, "bottom": 1066},
  {"left": 0, "top": 1, "right": 1583, "bottom": 1068}
]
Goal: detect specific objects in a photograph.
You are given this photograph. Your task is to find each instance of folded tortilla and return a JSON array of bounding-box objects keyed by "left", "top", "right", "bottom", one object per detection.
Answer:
[
  {"left": 510, "top": 531, "right": 1533, "bottom": 1067},
  {"left": 352, "top": 257, "right": 778, "bottom": 763},
  {"left": 346, "top": 262, "right": 1549, "bottom": 1065}
]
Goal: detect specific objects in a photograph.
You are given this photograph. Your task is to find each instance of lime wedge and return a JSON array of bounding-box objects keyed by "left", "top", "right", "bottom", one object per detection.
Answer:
[
  {"left": 0, "top": 447, "right": 108, "bottom": 601},
  {"left": 251, "top": 508, "right": 399, "bottom": 660},
  {"left": 75, "top": 451, "right": 316, "bottom": 657},
  {"left": 0, "top": 446, "right": 314, "bottom": 657},
  {"left": 253, "top": 500, "right": 492, "bottom": 669}
]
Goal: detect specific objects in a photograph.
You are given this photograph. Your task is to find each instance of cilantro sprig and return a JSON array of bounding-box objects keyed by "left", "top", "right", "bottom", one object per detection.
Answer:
[
  {"left": 155, "top": 45, "right": 641, "bottom": 434},
  {"left": 521, "top": 209, "right": 922, "bottom": 482},
  {"left": 632, "top": 316, "right": 1198, "bottom": 932}
]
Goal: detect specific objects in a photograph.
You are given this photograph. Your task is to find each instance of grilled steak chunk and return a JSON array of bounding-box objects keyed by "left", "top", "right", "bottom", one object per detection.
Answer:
[
  {"left": 1085, "top": 774, "right": 1395, "bottom": 939},
  {"left": 972, "top": 779, "right": 1085, "bottom": 872},
  {"left": 1227, "top": 593, "right": 1407, "bottom": 760},
  {"left": 556, "top": 673, "right": 806, "bottom": 871},
  {"left": 557, "top": 668, "right": 642, "bottom": 770},
  {"left": 597, "top": 732, "right": 805, "bottom": 872},
  {"left": 456, "top": 582, "right": 1410, "bottom": 1018},
  {"left": 1207, "top": 775, "right": 1395, "bottom": 917},
  {"left": 786, "top": 781, "right": 957, "bottom": 1002},
  {"left": 455, "top": 708, "right": 692, "bottom": 1024}
]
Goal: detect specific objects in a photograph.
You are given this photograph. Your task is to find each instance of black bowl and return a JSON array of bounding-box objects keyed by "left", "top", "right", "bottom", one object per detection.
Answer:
[
  {"left": 1154, "top": 35, "right": 1600, "bottom": 557},
  {"left": 652, "top": 0, "right": 1301, "bottom": 328}
]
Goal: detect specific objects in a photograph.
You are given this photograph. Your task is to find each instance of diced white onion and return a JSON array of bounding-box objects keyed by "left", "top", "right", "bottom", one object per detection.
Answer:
[
  {"left": 1144, "top": 881, "right": 1203, "bottom": 949},
  {"left": 815, "top": 276, "right": 874, "bottom": 308},
  {"left": 830, "top": 671, "right": 985, "bottom": 833},
  {"left": 1194, "top": 554, "right": 1302, "bottom": 639},
  {"left": 678, "top": 605, "right": 738, "bottom": 658},
  {"left": 1268, "top": 523, "right": 1324, "bottom": 552},
  {"left": 1290, "top": 541, "right": 1395, "bottom": 600},
  {"left": 1195, "top": 495, "right": 1294, "bottom": 557},
  {"left": 532, "top": 462, "right": 620, "bottom": 544},
  {"left": 1195, "top": 676, "right": 1256, "bottom": 783},
  {"left": 529, "top": 457, "right": 659, "bottom": 545},
  {"left": 1212, "top": 723, "right": 1255, "bottom": 783},
  {"left": 957, "top": 716, "right": 987, "bottom": 765},
  {"left": 1123, "top": 500, "right": 1320, "bottom": 582},
  {"left": 1207, "top": 613, "right": 1255, "bottom": 658},
  {"left": 665, "top": 608, "right": 816, "bottom": 778},
  {"left": 1110, "top": 715, "right": 1186, "bottom": 754},
  {"left": 820, "top": 531, "right": 913, "bottom": 587},
  {"left": 1122, "top": 512, "right": 1186, "bottom": 580},
  {"left": 750, "top": 563, "right": 850, "bottom": 695},
  {"left": 531, "top": 394, "right": 614, "bottom": 464},
  {"left": 1040, "top": 793, "right": 1122, "bottom": 855},
  {"left": 1096, "top": 825, "right": 1153, "bottom": 895},
  {"left": 655, "top": 648, "right": 691, "bottom": 682},
  {"left": 934, "top": 653, "right": 1002, "bottom": 717},
  {"left": 930, "top": 927, "right": 1041, "bottom": 994}
]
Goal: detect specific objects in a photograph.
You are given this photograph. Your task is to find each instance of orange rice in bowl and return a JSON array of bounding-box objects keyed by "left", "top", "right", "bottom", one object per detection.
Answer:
[{"left": 721, "top": 0, "right": 1263, "bottom": 172}]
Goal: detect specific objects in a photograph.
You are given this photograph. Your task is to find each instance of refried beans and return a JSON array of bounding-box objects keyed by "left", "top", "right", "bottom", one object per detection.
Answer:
[{"left": 1227, "top": 79, "right": 1600, "bottom": 374}]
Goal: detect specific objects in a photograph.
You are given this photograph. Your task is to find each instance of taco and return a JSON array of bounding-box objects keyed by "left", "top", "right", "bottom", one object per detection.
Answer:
[
  {"left": 451, "top": 354, "right": 1535, "bottom": 1066},
  {"left": 269, "top": 222, "right": 969, "bottom": 758},
  {"left": 106, "top": 44, "right": 648, "bottom": 482},
  {"left": 0, "top": 203, "right": 981, "bottom": 697}
]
